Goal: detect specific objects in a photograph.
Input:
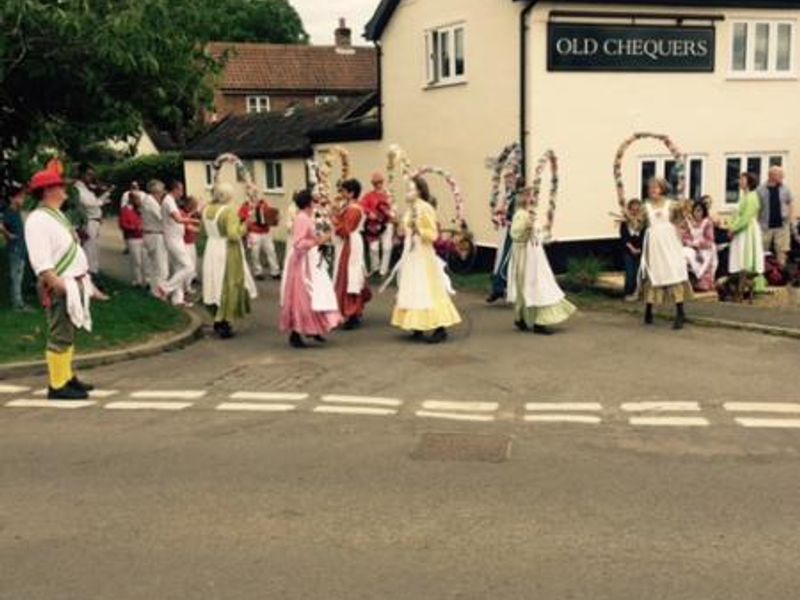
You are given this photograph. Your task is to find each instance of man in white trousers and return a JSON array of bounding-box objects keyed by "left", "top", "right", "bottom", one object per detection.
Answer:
[
  {"left": 142, "top": 180, "right": 169, "bottom": 295},
  {"left": 157, "top": 180, "right": 198, "bottom": 306},
  {"left": 361, "top": 172, "right": 395, "bottom": 277},
  {"left": 74, "top": 163, "right": 111, "bottom": 276},
  {"left": 118, "top": 191, "right": 146, "bottom": 287},
  {"left": 239, "top": 196, "right": 281, "bottom": 280}
]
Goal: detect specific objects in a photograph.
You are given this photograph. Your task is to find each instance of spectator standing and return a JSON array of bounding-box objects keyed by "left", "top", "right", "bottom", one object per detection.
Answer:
[
  {"left": 119, "top": 191, "right": 145, "bottom": 288},
  {"left": 3, "top": 182, "right": 30, "bottom": 310},
  {"left": 757, "top": 166, "right": 794, "bottom": 267},
  {"left": 73, "top": 163, "right": 111, "bottom": 276}
]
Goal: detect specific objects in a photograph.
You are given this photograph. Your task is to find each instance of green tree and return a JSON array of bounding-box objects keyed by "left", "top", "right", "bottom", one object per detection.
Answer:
[{"left": 201, "top": 0, "right": 308, "bottom": 44}]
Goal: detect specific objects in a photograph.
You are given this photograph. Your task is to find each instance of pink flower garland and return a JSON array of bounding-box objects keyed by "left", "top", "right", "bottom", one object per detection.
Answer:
[
  {"left": 528, "top": 150, "right": 559, "bottom": 242},
  {"left": 489, "top": 143, "right": 523, "bottom": 229},
  {"left": 212, "top": 152, "right": 258, "bottom": 201}
]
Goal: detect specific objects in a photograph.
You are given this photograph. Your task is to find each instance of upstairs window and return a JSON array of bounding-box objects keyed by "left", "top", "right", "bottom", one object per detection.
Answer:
[
  {"left": 730, "top": 21, "right": 795, "bottom": 77},
  {"left": 425, "top": 24, "right": 466, "bottom": 87},
  {"left": 246, "top": 95, "right": 271, "bottom": 113}
]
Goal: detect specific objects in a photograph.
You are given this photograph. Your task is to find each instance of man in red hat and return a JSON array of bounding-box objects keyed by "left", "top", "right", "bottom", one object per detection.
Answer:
[{"left": 24, "top": 168, "right": 106, "bottom": 400}]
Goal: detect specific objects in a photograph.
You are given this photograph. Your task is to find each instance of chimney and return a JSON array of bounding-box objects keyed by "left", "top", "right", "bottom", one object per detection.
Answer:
[{"left": 334, "top": 18, "right": 352, "bottom": 48}]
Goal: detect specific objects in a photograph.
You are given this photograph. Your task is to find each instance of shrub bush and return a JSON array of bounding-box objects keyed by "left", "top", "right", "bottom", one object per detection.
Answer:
[
  {"left": 98, "top": 152, "right": 184, "bottom": 208},
  {"left": 563, "top": 255, "right": 607, "bottom": 292}
]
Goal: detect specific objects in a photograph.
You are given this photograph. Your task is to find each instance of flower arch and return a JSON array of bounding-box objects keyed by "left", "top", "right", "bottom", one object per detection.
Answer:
[
  {"left": 212, "top": 152, "right": 258, "bottom": 201},
  {"left": 528, "top": 149, "right": 560, "bottom": 242},
  {"left": 489, "top": 142, "right": 524, "bottom": 229},
  {"left": 613, "top": 132, "right": 686, "bottom": 220}
]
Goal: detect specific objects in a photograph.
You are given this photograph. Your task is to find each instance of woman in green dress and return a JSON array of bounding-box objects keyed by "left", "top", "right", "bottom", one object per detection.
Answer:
[
  {"left": 728, "top": 172, "right": 766, "bottom": 292},
  {"left": 202, "top": 184, "right": 258, "bottom": 339}
]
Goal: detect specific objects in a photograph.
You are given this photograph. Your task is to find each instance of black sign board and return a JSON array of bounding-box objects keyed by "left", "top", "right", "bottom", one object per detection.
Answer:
[{"left": 548, "top": 23, "right": 715, "bottom": 72}]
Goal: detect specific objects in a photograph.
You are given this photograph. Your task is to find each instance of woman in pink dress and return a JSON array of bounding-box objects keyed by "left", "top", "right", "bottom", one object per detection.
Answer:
[{"left": 279, "top": 190, "right": 342, "bottom": 348}]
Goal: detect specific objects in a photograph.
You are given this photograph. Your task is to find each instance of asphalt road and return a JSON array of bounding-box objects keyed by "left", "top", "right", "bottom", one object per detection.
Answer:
[{"left": 2, "top": 236, "right": 800, "bottom": 599}]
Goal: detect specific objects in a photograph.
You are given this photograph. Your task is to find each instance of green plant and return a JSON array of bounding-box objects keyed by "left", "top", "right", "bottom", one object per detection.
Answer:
[
  {"left": 563, "top": 255, "right": 607, "bottom": 292},
  {"left": 99, "top": 153, "right": 184, "bottom": 206}
]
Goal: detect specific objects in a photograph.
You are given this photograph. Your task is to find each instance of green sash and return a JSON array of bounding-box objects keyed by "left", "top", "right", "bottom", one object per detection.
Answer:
[{"left": 38, "top": 206, "right": 80, "bottom": 276}]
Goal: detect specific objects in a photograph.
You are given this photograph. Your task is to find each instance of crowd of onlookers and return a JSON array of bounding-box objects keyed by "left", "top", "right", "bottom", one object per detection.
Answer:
[{"left": 620, "top": 166, "right": 799, "bottom": 301}]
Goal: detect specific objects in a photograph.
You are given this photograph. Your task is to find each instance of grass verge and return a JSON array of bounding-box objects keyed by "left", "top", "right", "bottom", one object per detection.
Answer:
[{"left": 0, "top": 247, "right": 190, "bottom": 364}]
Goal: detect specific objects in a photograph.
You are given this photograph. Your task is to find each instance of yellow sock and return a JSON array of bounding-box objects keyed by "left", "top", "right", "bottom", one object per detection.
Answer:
[{"left": 46, "top": 350, "right": 71, "bottom": 389}]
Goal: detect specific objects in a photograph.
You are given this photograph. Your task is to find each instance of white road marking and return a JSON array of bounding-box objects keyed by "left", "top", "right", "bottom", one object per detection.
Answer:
[
  {"left": 34, "top": 388, "right": 118, "bottom": 399},
  {"left": 724, "top": 402, "right": 800, "bottom": 414},
  {"left": 415, "top": 410, "right": 496, "bottom": 423},
  {"left": 313, "top": 405, "right": 397, "bottom": 416},
  {"left": 105, "top": 401, "right": 193, "bottom": 411},
  {"left": 421, "top": 400, "right": 499, "bottom": 413},
  {"left": 230, "top": 391, "right": 308, "bottom": 402},
  {"left": 629, "top": 416, "right": 710, "bottom": 427},
  {"left": 217, "top": 402, "right": 296, "bottom": 413},
  {"left": 524, "top": 414, "right": 602, "bottom": 424},
  {"left": 129, "top": 390, "right": 206, "bottom": 400},
  {"left": 525, "top": 402, "right": 603, "bottom": 412},
  {"left": 735, "top": 418, "right": 800, "bottom": 429},
  {"left": 6, "top": 399, "right": 96, "bottom": 409},
  {"left": 321, "top": 394, "right": 403, "bottom": 407},
  {"left": 0, "top": 384, "right": 31, "bottom": 394},
  {"left": 621, "top": 402, "right": 701, "bottom": 412}
]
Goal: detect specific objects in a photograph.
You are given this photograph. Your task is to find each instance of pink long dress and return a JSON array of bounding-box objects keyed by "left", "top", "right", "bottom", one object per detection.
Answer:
[{"left": 279, "top": 210, "right": 342, "bottom": 335}]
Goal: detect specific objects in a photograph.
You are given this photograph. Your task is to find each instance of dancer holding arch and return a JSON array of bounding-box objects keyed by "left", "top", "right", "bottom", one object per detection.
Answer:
[{"left": 506, "top": 150, "right": 576, "bottom": 334}]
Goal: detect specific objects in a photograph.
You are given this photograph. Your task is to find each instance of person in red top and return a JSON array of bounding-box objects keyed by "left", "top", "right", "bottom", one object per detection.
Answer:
[
  {"left": 182, "top": 195, "right": 202, "bottom": 295},
  {"left": 361, "top": 171, "right": 396, "bottom": 277},
  {"left": 333, "top": 179, "right": 371, "bottom": 329},
  {"left": 119, "top": 191, "right": 145, "bottom": 287},
  {"left": 239, "top": 196, "right": 281, "bottom": 280}
]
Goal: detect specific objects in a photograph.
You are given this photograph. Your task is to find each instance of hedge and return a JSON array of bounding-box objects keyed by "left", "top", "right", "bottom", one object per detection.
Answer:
[{"left": 98, "top": 152, "right": 184, "bottom": 208}]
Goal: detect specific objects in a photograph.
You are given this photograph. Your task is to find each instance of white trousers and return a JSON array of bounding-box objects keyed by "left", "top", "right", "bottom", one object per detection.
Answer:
[
  {"left": 163, "top": 236, "right": 194, "bottom": 305},
  {"left": 248, "top": 232, "right": 281, "bottom": 276},
  {"left": 126, "top": 238, "right": 145, "bottom": 286},
  {"left": 368, "top": 223, "right": 395, "bottom": 276},
  {"left": 84, "top": 219, "right": 102, "bottom": 274},
  {"left": 185, "top": 243, "right": 198, "bottom": 292},
  {"left": 143, "top": 233, "right": 168, "bottom": 295}
]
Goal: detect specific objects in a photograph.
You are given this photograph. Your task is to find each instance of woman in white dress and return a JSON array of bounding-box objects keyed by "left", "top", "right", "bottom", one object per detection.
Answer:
[
  {"left": 202, "top": 184, "right": 258, "bottom": 339},
  {"left": 640, "top": 177, "right": 692, "bottom": 330},
  {"left": 506, "top": 190, "right": 576, "bottom": 334}
]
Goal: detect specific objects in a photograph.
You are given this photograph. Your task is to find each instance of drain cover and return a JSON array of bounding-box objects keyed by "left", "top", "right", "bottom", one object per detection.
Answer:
[{"left": 411, "top": 432, "right": 512, "bottom": 463}]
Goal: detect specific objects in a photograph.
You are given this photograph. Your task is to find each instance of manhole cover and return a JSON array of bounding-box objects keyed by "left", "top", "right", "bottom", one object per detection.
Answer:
[{"left": 411, "top": 432, "right": 512, "bottom": 463}]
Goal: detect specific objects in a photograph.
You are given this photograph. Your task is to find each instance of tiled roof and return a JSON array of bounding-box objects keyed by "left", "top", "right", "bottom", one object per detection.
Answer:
[
  {"left": 207, "top": 42, "right": 377, "bottom": 93},
  {"left": 183, "top": 97, "right": 365, "bottom": 160}
]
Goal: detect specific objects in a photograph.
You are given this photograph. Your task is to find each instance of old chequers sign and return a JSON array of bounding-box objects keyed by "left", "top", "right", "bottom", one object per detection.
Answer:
[{"left": 548, "top": 23, "right": 716, "bottom": 72}]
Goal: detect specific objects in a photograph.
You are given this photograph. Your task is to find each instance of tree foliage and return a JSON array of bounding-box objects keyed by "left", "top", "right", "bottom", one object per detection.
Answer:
[{"left": 0, "top": 0, "right": 307, "bottom": 179}]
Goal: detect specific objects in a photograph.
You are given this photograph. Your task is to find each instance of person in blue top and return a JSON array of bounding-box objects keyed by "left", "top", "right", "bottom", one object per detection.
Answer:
[{"left": 2, "top": 181, "right": 30, "bottom": 311}]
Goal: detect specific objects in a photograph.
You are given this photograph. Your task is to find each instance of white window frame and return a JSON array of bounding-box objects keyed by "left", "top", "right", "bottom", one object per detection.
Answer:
[
  {"left": 246, "top": 95, "right": 271, "bottom": 114},
  {"left": 424, "top": 23, "right": 467, "bottom": 88},
  {"left": 728, "top": 19, "right": 796, "bottom": 79},
  {"left": 638, "top": 155, "right": 706, "bottom": 200},
  {"left": 264, "top": 160, "right": 284, "bottom": 193},
  {"left": 315, "top": 95, "right": 339, "bottom": 105},
  {"left": 723, "top": 152, "right": 787, "bottom": 205}
]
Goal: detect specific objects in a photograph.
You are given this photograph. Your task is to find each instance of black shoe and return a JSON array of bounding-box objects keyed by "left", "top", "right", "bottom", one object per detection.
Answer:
[
  {"left": 533, "top": 325, "right": 553, "bottom": 336},
  {"left": 215, "top": 321, "right": 234, "bottom": 339},
  {"left": 486, "top": 291, "right": 504, "bottom": 304},
  {"left": 427, "top": 327, "right": 448, "bottom": 344},
  {"left": 312, "top": 335, "right": 326, "bottom": 343},
  {"left": 343, "top": 317, "right": 361, "bottom": 330},
  {"left": 271, "top": 274, "right": 282, "bottom": 281},
  {"left": 67, "top": 377, "right": 94, "bottom": 393},
  {"left": 290, "top": 332, "right": 308, "bottom": 348},
  {"left": 672, "top": 313, "right": 685, "bottom": 330},
  {"left": 48, "top": 385, "right": 89, "bottom": 400},
  {"left": 254, "top": 274, "right": 266, "bottom": 281},
  {"left": 644, "top": 305, "right": 654, "bottom": 325},
  {"left": 514, "top": 320, "right": 529, "bottom": 331},
  {"left": 411, "top": 330, "right": 424, "bottom": 341}
]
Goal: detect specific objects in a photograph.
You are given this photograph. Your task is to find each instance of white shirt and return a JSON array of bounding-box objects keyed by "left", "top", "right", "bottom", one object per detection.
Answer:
[
  {"left": 140, "top": 194, "right": 163, "bottom": 233},
  {"left": 25, "top": 208, "right": 89, "bottom": 277},
  {"left": 74, "top": 180, "right": 108, "bottom": 220},
  {"left": 161, "top": 194, "right": 185, "bottom": 242}
]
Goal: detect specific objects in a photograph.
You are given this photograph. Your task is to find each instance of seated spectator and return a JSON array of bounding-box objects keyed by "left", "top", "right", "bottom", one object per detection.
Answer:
[
  {"left": 682, "top": 199, "right": 717, "bottom": 292},
  {"left": 620, "top": 198, "right": 645, "bottom": 301}
]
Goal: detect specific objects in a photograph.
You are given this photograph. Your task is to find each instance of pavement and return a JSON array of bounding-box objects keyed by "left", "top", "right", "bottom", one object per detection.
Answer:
[{"left": 2, "top": 228, "right": 800, "bottom": 599}]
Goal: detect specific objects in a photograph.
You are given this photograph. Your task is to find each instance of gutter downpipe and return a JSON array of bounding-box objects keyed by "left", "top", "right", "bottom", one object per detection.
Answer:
[
  {"left": 520, "top": 0, "right": 537, "bottom": 177},
  {"left": 374, "top": 41, "right": 384, "bottom": 138}
]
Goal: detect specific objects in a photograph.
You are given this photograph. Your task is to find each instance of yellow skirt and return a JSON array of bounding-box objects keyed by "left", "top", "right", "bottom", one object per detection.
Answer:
[{"left": 391, "top": 252, "right": 462, "bottom": 332}]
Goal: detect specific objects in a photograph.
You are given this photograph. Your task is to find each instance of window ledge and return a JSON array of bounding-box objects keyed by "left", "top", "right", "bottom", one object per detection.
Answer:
[
  {"left": 423, "top": 79, "right": 468, "bottom": 91},
  {"left": 726, "top": 73, "right": 797, "bottom": 81},
  {"left": 264, "top": 189, "right": 285, "bottom": 195}
]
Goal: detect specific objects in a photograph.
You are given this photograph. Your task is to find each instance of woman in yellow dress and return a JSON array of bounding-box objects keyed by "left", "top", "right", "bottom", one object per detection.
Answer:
[{"left": 390, "top": 176, "right": 461, "bottom": 344}]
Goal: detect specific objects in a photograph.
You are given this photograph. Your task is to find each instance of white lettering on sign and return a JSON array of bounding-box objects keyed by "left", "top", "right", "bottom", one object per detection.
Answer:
[
  {"left": 557, "top": 35, "right": 710, "bottom": 61},
  {"left": 556, "top": 37, "right": 599, "bottom": 56}
]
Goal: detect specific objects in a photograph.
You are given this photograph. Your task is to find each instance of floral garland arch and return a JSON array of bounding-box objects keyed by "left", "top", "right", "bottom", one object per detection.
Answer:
[
  {"left": 386, "top": 144, "right": 413, "bottom": 203},
  {"left": 489, "top": 142, "right": 524, "bottom": 229},
  {"left": 411, "top": 165, "right": 467, "bottom": 226},
  {"left": 212, "top": 152, "right": 258, "bottom": 201},
  {"left": 528, "top": 149, "right": 560, "bottom": 242},
  {"left": 318, "top": 145, "right": 351, "bottom": 210},
  {"left": 613, "top": 132, "right": 686, "bottom": 223}
]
